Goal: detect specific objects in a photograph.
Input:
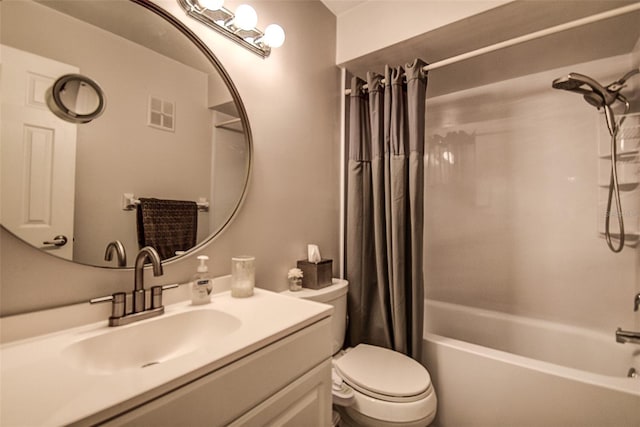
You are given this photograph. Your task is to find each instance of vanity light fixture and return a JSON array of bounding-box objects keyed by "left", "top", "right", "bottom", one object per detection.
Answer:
[{"left": 177, "top": 0, "right": 285, "bottom": 58}]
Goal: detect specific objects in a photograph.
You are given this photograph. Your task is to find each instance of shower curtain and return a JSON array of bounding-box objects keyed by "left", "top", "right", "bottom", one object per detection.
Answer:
[{"left": 346, "top": 59, "right": 428, "bottom": 359}]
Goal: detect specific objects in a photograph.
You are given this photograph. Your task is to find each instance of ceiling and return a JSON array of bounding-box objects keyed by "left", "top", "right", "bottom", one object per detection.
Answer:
[
  {"left": 36, "top": 0, "right": 214, "bottom": 74},
  {"left": 320, "top": 0, "right": 367, "bottom": 16}
]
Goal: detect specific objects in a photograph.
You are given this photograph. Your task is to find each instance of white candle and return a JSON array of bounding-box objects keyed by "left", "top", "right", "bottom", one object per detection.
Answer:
[{"left": 231, "top": 255, "right": 255, "bottom": 298}]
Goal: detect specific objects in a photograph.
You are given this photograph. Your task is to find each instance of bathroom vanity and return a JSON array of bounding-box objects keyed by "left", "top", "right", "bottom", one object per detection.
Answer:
[{"left": 0, "top": 289, "right": 333, "bottom": 426}]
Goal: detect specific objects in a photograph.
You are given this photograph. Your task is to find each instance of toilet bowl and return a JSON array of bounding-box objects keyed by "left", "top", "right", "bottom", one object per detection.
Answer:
[
  {"left": 333, "top": 343, "right": 437, "bottom": 426},
  {"left": 281, "top": 279, "right": 437, "bottom": 426}
]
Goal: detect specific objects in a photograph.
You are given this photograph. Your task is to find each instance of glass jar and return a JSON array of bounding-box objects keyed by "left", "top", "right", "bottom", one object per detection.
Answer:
[
  {"left": 288, "top": 277, "right": 302, "bottom": 292},
  {"left": 231, "top": 255, "right": 255, "bottom": 298}
]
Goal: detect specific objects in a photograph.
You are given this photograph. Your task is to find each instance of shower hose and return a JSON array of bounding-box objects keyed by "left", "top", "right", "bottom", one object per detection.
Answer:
[{"left": 605, "top": 114, "right": 627, "bottom": 253}]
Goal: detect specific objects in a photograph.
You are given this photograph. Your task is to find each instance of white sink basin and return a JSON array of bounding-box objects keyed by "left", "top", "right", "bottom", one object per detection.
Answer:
[{"left": 62, "top": 309, "right": 241, "bottom": 374}]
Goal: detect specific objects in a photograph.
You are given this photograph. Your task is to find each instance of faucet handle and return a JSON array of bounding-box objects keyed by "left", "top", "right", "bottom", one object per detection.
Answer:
[
  {"left": 90, "top": 292, "right": 126, "bottom": 319},
  {"left": 150, "top": 284, "right": 179, "bottom": 310}
]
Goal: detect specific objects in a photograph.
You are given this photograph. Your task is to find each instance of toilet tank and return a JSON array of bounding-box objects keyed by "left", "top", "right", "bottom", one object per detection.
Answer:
[{"left": 281, "top": 278, "right": 348, "bottom": 355}]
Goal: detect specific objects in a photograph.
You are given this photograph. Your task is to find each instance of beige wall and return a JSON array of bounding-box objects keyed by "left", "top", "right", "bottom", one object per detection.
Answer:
[{"left": 0, "top": 0, "right": 341, "bottom": 315}]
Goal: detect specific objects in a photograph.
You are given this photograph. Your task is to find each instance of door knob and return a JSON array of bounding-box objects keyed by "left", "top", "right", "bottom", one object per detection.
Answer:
[{"left": 43, "top": 235, "right": 68, "bottom": 247}]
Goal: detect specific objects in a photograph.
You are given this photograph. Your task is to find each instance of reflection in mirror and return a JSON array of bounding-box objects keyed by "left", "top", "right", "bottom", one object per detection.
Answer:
[
  {"left": 46, "top": 73, "right": 106, "bottom": 123},
  {"left": 0, "top": 0, "right": 251, "bottom": 268}
]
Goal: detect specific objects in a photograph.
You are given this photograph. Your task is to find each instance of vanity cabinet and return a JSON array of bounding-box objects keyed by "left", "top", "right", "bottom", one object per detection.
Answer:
[{"left": 101, "top": 318, "right": 333, "bottom": 427}]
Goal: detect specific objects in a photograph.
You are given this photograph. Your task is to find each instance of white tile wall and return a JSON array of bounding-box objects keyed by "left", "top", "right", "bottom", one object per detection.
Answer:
[{"left": 424, "top": 53, "right": 639, "bottom": 334}]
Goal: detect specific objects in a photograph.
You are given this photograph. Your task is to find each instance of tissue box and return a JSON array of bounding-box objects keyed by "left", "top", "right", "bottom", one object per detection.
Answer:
[{"left": 297, "top": 259, "right": 333, "bottom": 289}]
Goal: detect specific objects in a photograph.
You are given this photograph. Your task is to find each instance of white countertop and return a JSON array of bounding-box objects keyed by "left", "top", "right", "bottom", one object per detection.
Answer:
[{"left": 0, "top": 289, "right": 332, "bottom": 426}]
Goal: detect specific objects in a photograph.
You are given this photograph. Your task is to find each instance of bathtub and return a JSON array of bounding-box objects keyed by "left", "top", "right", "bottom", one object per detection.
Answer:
[{"left": 422, "top": 299, "right": 640, "bottom": 427}]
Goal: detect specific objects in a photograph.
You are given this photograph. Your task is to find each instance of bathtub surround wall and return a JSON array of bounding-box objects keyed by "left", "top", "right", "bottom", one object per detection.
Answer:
[
  {"left": 0, "top": 0, "right": 341, "bottom": 315},
  {"left": 424, "top": 52, "right": 640, "bottom": 335}
]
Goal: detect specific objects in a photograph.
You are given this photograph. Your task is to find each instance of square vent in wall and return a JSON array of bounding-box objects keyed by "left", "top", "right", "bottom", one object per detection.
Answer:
[{"left": 148, "top": 96, "right": 175, "bottom": 132}]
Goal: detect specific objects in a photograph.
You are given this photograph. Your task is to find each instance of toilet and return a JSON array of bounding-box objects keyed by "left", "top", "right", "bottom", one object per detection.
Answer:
[{"left": 282, "top": 279, "right": 437, "bottom": 426}]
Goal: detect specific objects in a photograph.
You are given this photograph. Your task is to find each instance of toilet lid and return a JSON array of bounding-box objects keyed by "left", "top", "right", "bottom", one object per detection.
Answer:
[{"left": 333, "top": 344, "right": 431, "bottom": 402}]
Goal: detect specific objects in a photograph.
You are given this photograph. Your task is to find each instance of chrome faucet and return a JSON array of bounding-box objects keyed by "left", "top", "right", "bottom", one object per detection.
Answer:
[
  {"left": 616, "top": 328, "right": 640, "bottom": 344},
  {"left": 133, "top": 246, "right": 163, "bottom": 313},
  {"left": 104, "top": 240, "right": 127, "bottom": 267},
  {"left": 91, "top": 246, "right": 177, "bottom": 326},
  {"left": 615, "top": 292, "right": 640, "bottom": 345}
]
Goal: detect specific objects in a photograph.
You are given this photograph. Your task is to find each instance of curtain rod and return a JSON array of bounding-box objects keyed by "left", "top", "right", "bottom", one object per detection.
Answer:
[{"left": 344, "top": 3, "right": 640, "bottom": 95}]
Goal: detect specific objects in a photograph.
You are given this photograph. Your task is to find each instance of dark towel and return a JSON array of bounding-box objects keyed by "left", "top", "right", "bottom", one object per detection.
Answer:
[{"left": 136, "top": 198, "right": 198, "bottom": 260}]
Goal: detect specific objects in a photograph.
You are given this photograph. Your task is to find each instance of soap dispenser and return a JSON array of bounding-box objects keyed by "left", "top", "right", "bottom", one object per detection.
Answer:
[{"left": 191, "top": 255, "right": 213, "bottom": 305}]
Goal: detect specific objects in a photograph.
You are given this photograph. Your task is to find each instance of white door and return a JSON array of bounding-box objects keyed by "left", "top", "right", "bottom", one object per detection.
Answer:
[{"left": 1, "top": 45, "right": 78, "bottom": 260}]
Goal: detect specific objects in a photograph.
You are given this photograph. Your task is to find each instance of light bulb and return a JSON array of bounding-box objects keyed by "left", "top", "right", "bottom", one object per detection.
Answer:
[
  {"left": 263, "top": 24, "right": 285, "bottom": 48},
  {"left": 234, "top": 4, "right": 257, "bottom": 30},
  {"left": 199, "top": 0, "right": 223, "bottom": 11}
]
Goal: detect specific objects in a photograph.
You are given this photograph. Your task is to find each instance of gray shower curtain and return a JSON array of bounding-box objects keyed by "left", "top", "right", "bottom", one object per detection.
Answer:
[{"left": 346, "top": 59, "right": 427, "bottom": 359}]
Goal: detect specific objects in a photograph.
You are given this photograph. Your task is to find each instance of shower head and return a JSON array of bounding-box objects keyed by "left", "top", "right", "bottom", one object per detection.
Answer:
[
  {"left": 552, "top": 68, "right": 640, "bottom": 254},
  {"left": 552, "top": 69, "right": 640, "bottom": 135},
  {"left": 551, "top": 72, "right": 615, "bottom": 108},
  {"left": 552, "top": 68, "right": 640, "bottom": 110},
  {"left": 551, "top": 74, "right": 590, "bottom": 91}
]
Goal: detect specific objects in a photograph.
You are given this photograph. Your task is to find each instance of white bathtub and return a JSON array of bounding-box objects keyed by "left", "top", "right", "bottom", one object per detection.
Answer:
[{"left": 422, "top": 299, "right": 640, "bottom": 427}]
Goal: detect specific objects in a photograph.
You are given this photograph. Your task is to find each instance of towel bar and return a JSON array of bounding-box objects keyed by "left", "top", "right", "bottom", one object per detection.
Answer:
[{"left": 121, "top": 193, "right": 209, "bottom": 212}]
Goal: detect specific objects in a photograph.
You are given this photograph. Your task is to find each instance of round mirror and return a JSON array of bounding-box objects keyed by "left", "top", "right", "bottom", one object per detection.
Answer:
[
  {"left": 46, "top": 74, "right": 106, "bottom": 123},
  {"left": 0, "top": 0, "right": 252, "bottom": 268}
]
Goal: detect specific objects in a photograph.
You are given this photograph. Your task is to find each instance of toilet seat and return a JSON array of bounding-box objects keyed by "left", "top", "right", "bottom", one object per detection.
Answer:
[{"left": 333, "top": 344, "right": 432, "bottom": 403}]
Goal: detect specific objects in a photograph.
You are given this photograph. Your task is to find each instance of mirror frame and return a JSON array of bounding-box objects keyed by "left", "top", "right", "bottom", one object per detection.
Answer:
[
  {"left": 0, "top": 0, "right": 253, "bottom": 269},
  {"left": 45, "top": 73, "right": 107, "bottom": 124}
]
